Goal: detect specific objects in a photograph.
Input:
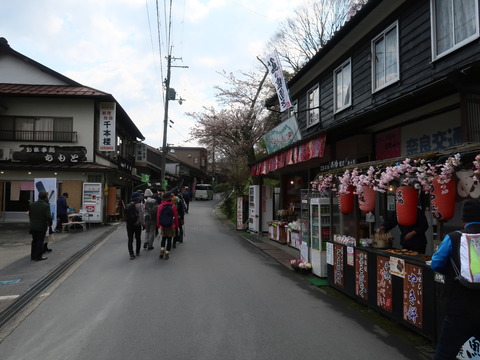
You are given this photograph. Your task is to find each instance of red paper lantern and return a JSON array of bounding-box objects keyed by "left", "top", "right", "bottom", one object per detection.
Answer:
[
  {"left": 358, "top": 186, "right": 376, "bottom": 213},
  {"left": 430, "top": 177, "right": 456, "bottom": 221},
  {"left": 396, "top": 185, "right": 418, "bottom": 226},
  {"left": 339, "top": 185, "right": 354, "bottom": 214}
]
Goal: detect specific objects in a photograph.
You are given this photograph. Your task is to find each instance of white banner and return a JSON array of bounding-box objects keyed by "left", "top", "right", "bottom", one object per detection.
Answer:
[
  {"left": 99, "top": 102, "right": 116, "bottom": 151},
  {"left": 264, "top": 51, "right": 292, "bottom": 112}
]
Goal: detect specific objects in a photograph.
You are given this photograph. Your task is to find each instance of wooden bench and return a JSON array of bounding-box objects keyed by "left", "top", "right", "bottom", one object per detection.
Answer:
[{"left": 62, "top": 221, "right": 86, "bottom": 232}]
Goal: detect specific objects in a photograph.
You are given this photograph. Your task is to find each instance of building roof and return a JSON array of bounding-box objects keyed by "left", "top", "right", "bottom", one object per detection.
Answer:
[{"left": 0, "top": 83, "right": 107, "bottom": 97}]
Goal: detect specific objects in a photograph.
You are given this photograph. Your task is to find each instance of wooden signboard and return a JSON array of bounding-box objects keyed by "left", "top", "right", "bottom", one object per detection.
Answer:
[
  {"left": 403, "top": 263, "right": 423, "bottom": 328},
  {"left": 377, "top": 256, "right": 392, "bottom": 312},
  {"left": 355, "top": 250, "right": 368, "bottom": 300}
]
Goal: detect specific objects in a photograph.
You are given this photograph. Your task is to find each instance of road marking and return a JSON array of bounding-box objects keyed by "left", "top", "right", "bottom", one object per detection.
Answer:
[
  {"left": 0, "top": 279, "right": 21, "bottom": 285},
  {"left": 0, "top": 295, "right": 19, "bottom": 301}
]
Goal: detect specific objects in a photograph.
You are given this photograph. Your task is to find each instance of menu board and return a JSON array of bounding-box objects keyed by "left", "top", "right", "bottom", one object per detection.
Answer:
[
  {"left": 403, "top": 263, "right": 423, "bottom": 328},
  {"left": 333, "top": 244, "right": 344, "bottom": 288},
  {"left": 355, "top": 250, "right": 368, "bottom": 300},
  {"left": 377, "top": 256, "right": 392, "bottom": 312}
]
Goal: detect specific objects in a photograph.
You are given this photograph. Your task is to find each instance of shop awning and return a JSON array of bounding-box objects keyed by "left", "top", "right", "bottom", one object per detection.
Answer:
[{"left": 250, "top": 134, "right": 326, "bottom": 176}]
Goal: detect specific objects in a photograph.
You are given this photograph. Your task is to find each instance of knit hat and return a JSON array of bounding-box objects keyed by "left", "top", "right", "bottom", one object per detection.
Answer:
[
  {"left": 144, "top": 189, "right": 153, "bottom": 197},
  {"left": 131, "top": 192, "right": 141, "bottom": 201},
  {"left": 461, "top": 198, "right": 480, "bottom": 223}
]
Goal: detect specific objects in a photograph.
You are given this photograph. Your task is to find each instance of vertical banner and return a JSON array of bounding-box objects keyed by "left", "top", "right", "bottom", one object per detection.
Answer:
[
  {"left": 34, "top": 178, "right": 57, "bottom": 230},
  {"left": 403, "top": 263, "right": 423, "bottom": 328},
  {"left": 264, "top": 51, "right": 292, "bottom": 112},
  {"left": 99, "top": 102, "right": 116, "bottom": 151},
  {"left": 334, "top": 244, "right": 344, "bottom": 288},
  {"left": 355, "top": 250, "right": 368, "bottom": 300},
  {"left": 236, "top": 197, "right": 243, "bottom": 230},
  {"left": 377, "top": 256, "right": 392, "bottom": 312}
]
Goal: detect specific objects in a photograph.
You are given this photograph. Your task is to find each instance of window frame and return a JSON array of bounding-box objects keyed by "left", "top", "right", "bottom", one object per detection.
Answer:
[
  {"left": 371, "top": 21, "right": 400, "bottom": 93},
  {"left": 306, "top": 85, "right": 320, "bottom": 128},
  {"left": 333, "top": 58, "right": 352, "bottom": 113},
  {"left": 430, "top": 0, "right": 479, "bottom": 60},
  {"left": 288, "top": 100, "right": 298, "bottom": 119}
]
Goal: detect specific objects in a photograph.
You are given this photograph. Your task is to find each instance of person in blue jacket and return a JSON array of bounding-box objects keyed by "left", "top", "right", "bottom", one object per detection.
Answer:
[{"left": 431, "top": 198, "right": 480, "bottom": 360}]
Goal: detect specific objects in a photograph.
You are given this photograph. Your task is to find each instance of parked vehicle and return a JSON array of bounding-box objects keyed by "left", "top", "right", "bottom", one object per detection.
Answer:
[{"left": 195, "top": 184, "right": 213, "bottom": 200}]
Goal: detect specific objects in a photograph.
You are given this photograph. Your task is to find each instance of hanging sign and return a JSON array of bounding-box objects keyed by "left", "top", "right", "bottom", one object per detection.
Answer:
[
  {"left": 99, "top": 102, "right": 116, "bottom": 151},
  {"left": 13, "top": 145, "right": 87, "bottom": 163}
]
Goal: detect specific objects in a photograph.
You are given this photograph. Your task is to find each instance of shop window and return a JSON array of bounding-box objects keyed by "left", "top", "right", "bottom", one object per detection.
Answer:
[
  {"left": 334, "top": 59, "right": 352, "bottom": 113},
  {"left": 307, "top": 85, "right": 320, "bottom": 127},
  {"left": 372, "top": 22, "right": 399, "bottom": 92},
  {"left": 431, "top": 0, "right": 479, "bottom": 60}
]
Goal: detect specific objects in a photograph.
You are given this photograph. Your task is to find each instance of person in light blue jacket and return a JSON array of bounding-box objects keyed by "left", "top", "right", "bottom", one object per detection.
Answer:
[{"left": 431, "top": 198, "right": 480, "bottom": 360}]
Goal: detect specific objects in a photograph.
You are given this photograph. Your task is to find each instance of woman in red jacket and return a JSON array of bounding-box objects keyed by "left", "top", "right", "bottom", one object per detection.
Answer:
[{"left": 156, "top": 191, "right": 178, "bottom": 260}]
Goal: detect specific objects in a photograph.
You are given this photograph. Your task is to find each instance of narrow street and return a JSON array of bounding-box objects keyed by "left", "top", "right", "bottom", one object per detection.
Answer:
[{"left": 0, "top": 197, "right": 427, "bottom": 360}]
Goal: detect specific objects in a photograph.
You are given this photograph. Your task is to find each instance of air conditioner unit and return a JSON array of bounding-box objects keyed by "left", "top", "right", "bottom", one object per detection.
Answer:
[{"left": 0, "top": 148, "right": 11, "bottom": 161}]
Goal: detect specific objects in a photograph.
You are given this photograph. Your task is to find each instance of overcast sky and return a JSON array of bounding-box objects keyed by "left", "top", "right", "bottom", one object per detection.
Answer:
[{"left": 0, "top": 0, "right": 303, "bottom": 149}]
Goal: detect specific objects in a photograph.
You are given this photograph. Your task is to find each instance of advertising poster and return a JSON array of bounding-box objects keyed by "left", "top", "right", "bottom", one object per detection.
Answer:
[
  {"left": 390, "top": 257, "right": 406, "bottom": 278},
  {"left": 34, "top": 178, "right": 57, "bottom": 230},
  {"left": 377, "top": 256, "right": 392, "bottom": 312},
  {"left": 82, "top": 182, "right": 103, "bottom": 223},
  {"left": 334, "top": 244, "right": 344, "bottom": 288}
]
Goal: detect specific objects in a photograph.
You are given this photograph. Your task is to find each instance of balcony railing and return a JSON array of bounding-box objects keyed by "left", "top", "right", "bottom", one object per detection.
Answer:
[{"left": 0, "top": 130, "right": 78, "bottom": 143}]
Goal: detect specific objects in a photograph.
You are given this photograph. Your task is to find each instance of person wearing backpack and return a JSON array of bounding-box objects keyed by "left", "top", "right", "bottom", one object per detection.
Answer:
[
  {"left": 431, "top": 198, "right": 480, "bottom": 359},
  {"left": 156, "top": 191, "right": 178, "bottom": 260},
  {"left": 143, "top": 188, "right": 158, "bottom": 251},
  {"left": 125, "top": 192, "right": 145, "bottom": 260}
]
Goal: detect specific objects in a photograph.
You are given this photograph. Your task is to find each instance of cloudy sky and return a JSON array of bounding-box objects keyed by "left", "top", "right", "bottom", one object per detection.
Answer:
[{"left": 0, "top": 0, "right": 303, "bottom": 148}]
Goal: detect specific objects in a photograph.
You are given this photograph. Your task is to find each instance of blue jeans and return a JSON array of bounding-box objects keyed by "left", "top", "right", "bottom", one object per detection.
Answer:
[{"left": 435, "top": 315, "right": 480, "bottom": 360}]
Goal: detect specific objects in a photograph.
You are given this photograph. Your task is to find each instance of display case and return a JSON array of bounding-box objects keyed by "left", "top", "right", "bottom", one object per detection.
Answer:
[
  {"left": 310, "top": 196, "right": 331, "bottom": 277},
  {"left": 248, "top": 185, "right": 259, "bottom": 232},
  {"left": 299, "top": 189, "right": 310, "bottom": 261}
]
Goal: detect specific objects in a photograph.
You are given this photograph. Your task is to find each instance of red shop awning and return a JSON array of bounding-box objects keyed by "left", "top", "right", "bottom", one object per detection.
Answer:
[{"left": 250, "top": 134, "right": 326, "bottom": 176}]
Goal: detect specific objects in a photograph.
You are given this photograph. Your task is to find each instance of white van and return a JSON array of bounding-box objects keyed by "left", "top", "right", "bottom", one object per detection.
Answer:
[{"left": 195, "top": 184, "right": 214, "bottom": 200}]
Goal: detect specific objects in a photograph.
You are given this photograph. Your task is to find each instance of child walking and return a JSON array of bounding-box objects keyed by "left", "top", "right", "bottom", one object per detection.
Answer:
[{"left": 157, "top": 191, "right": 178, "bottom": 260}]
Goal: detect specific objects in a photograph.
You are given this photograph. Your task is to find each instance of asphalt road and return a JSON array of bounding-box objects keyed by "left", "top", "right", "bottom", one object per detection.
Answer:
[{"left": 0, "top": 197, "right": 426, "bottom": 360}]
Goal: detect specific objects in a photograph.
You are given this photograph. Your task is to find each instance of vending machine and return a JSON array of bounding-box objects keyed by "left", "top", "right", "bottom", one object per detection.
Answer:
[
  {"left": 248, "top": 185, "right": 260, "bottom": 233},
  {"left": 82, "top": 182, "right": 103, "bottom": 223},
  {"left": 248, "top": 185, "right": 274, "bottom": 233}
]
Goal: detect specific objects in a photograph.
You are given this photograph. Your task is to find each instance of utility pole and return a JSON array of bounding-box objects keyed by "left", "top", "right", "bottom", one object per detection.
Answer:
[{"left": 160, "top": 54, "right": 188, "bottom": 190}]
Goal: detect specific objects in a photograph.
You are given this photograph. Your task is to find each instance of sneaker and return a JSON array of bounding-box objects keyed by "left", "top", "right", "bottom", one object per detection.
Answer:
[
  {"left": 143, "top": 242, "right": 148, "bottom": 249},
  {"left": 164, "top": 252, "right": 170, "bottom": 260},
  {"left": 159, "top": 249, "right": 165, "bottom": 259},
  {"left": 130, "top": 255, "right": 135, "bottom": 260},
  {"left": 148, "top": 246, "right": 154, "bottom": 250}
]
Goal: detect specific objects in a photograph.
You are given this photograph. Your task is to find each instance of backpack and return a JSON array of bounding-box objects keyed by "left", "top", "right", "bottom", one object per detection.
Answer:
[
  {"left": 144, "top": 199, "right": 158, "bottom": 221},
  {"left": 125, "top": 202, "right": 139, "bottom": 224},
  {"left": 452, "top": 231, "right": 480, "bottom": 289},
  {"left": 159, "top": 203, "right": 174, "bottom": 228}
]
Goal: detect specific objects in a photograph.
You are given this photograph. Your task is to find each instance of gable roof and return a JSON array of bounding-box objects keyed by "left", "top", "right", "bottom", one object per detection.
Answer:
[{"left": 0, "top": 37, "right": 145, "bottom": 141}]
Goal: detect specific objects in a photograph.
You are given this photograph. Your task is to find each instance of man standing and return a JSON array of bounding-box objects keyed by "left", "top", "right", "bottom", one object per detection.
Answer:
[
  {"left": 29, "top": 190, "right": 52, "bottom": 261},
  {"left": 56, "top": 192, "right": 69, "bottom": 232},
  {"left": 125, "top": 192, "right": 144, "bottom": 260},
  {"left": 431, "top": 198, "right": 480, "bottom": 359}
]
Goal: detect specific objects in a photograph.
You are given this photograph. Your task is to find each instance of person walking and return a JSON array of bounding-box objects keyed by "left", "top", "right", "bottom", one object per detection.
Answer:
[
  {"left": 173, "top": 193, "right": 186, "bottom": 247},
  {"left": 125, "top": 191, "right": 145, "bottom": 260},
  {"left": 181, "top": 186, "right": 192, "bottom": 213},
  {"left": 56, "top": 192, "right": 69, "bottom": 232},
  {"left": 157, "top": 191, "right": 178, "bottom": 260},
  {"left": 431, "top": 198, "right": 480, "bottom": 359},
  {"left": 29, "top": 190, "right": 52, "bottom": 261},
  {"left": 143, "top": 188, "right": 158, "bottom": 251}
]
